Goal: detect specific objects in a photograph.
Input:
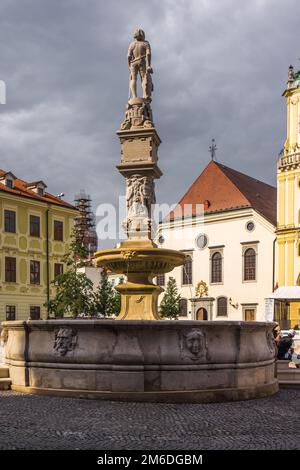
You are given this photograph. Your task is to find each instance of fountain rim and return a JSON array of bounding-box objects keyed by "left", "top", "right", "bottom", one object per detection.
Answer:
[
  {"left": 2, "top": 319, "right": 276, "bottom": 329},
  {"left": 95, "top": 246, "right": 186, "bottom": 258}
]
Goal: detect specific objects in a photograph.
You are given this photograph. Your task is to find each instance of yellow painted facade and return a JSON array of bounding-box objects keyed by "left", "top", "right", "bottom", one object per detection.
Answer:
[
  {"left": 276, "top": 67, "right": 300, "bottom": 326},
  {"left": 0, "top": 190, "right": 77, "bottom": 322}
]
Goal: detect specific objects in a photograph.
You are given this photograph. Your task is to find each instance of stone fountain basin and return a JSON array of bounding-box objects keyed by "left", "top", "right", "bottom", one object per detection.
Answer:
[
  {"left": 2, "top": 320, "right": 278, "bottom": 403},
  {"left": 95, "top": 246, "right": 186, "bottom": 276}
]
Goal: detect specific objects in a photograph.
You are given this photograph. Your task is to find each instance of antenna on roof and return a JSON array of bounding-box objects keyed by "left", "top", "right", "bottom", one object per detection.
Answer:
[{"left": 209, "top": 138, "right": 217, "bottom": 161}]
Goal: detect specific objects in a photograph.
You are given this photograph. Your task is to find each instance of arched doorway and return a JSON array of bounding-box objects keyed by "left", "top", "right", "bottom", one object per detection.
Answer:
[{"left": 196, "top": 307, "right": 208, "bottom": 320}]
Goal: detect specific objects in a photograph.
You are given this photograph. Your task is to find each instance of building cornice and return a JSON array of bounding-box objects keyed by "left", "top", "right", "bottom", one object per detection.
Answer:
[
  {"left": 160, "top": 207, "right": 255, "bottom": 230},
  {"left": 276, "top": 226, "right": 300, "bottom": 235}
]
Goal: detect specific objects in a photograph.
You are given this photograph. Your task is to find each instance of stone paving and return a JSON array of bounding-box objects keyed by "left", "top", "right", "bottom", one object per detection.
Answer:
[{"left": 0, "top": 389, "right": 299, "bottom": 450}]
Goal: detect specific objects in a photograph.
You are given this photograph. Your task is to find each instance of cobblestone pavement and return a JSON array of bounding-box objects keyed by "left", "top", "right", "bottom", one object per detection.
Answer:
[{"left": 0, "top": 389, "right": 299, "bottom": 450}]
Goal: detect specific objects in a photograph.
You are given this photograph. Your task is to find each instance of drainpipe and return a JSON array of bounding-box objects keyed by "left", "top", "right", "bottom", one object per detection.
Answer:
[
  {"left": 272, "top": 236, "right": 277, "bottom": 324},
  {"left": 272, "top": 237, "right": 277, "bottom": 292},
  {"left": 46, "top": 206, "right": 50, "bottom": 318}
]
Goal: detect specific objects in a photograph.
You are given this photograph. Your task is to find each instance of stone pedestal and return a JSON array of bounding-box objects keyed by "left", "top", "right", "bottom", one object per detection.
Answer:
[
  {"left": 116, "top": 282, "right": 162, "bottom": 320},
  {"left": 117, "top": 98, "right": 162, "bottom": 242}
]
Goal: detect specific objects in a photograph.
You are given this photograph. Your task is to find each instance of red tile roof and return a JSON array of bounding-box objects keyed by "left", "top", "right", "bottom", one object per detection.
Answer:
[
  {"left": 167, "top": 161, "right": 276, "bottom": 225},
  {"left": 0, "top": 169, "right": 77, "bottom": 210}
]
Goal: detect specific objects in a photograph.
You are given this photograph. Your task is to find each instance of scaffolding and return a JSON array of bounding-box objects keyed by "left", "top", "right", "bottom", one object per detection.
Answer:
[{"left": 74, "top": 190, "right": 98, "bottom": 264}]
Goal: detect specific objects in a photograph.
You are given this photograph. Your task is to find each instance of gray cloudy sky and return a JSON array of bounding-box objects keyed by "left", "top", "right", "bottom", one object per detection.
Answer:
[{"left": 0, "top": 0, "right": 299, "bottom": 244}]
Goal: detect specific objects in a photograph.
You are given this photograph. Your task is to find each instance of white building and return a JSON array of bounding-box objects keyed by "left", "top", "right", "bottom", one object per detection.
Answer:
[
  {"left": 157, "top": 160, "right": 277, "bottom": 321},
  {"left": 77, "top": 266, "right": 124, "bottom": 290}
]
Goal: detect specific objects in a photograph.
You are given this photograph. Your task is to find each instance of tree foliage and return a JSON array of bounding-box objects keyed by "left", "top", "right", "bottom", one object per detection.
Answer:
[
  {"left": 47, "top": 272, "right": 94, "bottom": 317},
  {"left": 46, "top": 230, "right": 93, "bottom": 317},
  {"left": 159, "top": 277, "right": 181, "bottom": 320},
  {"left": 92, "top": 270, "right": 120, "bottom": 317}
]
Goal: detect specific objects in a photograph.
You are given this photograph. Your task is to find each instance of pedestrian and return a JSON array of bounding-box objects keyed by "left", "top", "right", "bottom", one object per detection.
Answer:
[
  {"left": 272, "top": 323, "right": 281, "bottom": 346},
  {"left": 277, "top": 329, "right": 296, "bottom": 360}
]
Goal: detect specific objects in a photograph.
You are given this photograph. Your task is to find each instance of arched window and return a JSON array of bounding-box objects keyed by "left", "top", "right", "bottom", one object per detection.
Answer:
[
  {"left": 182, "top": 255, "right": 192, "bottom": 285},
  {"left": 179, "top": 298, "right": 188, "bottom": 317},
  {"left": 211, "top": 252, "right": 222, "bottom": 283},
  {"left": 217, "top": 297, "right": 227, "bottom": 316},
  {"left": 156, "top": 273, "right": 165, "bottom": 286},
  {"left": 244, "top": 248, "right": 256, "bottom": 281}
]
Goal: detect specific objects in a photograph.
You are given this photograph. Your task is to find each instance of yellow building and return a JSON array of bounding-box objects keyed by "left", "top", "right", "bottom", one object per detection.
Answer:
[
  {"left": 276, "top": 65, "right": 300, "bottom": 328},
  {"left": 0, "top": 170, "right": 78, "bottom": 321}
]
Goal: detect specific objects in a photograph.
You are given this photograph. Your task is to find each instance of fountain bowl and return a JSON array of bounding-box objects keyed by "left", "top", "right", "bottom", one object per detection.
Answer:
[
  {"left": 2, "top": 319, "right": 278, "bottom": 403},
  {"left": 95, "top": 245, "right": 185, "bottom": 320}
]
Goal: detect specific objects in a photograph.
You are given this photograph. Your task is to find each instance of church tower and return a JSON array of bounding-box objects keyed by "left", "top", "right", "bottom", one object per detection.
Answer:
[{"left": 276, "top": 65, "right": 300, "bottom": 324}]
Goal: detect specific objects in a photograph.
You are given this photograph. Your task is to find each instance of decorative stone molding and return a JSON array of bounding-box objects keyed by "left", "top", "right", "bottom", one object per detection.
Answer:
[{"left": 195, "top": 280, "right": 208, "bottom": 298}]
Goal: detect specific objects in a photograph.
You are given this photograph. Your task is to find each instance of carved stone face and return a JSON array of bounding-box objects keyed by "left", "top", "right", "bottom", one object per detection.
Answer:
[
  {"left": 186, "top": 332, "right": 202, "bottom": 354},
  {"left": 54, "top": 328, "right": 77, "bottom": 356},
  {"left": 183, "top": 329, "right": 205, "bottom": 357},
  {"left": 142, "top": 177, "right": 152, "bottom": 196}
]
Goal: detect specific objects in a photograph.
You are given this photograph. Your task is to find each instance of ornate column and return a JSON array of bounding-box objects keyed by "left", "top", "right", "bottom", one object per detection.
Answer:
[{"left": 117, "top": 97, "right": 162, "bottom": 245}]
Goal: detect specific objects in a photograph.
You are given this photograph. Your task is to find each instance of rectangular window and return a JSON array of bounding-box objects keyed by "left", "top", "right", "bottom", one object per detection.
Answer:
[
  {"left": 30, "top": 260, "right": 40, "bottom": 284},
  {"left": 156, "top": 273, "right": 165, "bottom": 286},
  {"left": 182, "top": 254, "right": 193, "bottom": 285},
  {"left": 4, "top": 209, "right": 16, "bottom": 233},
  {"left": 179, "top": 298, "right": 188, "bottom": 316},
  {"left": 5, "top": 257, "right": 16, "bottom": 282},
  {"left": 6, "top": 305, "right": 16, "bottom": 321},
  {"left": 30, "top": 306, "right": 40, "bottom": 320},
  {"left": 54, "top": 220, "right": 63, "bottom": 241},
  {"left": 54, "top": 263, "right": 63, "bottom": 278},
  {"left": 30, "top": 215, "right": 40, "bottom": 237},
  {"left": 217, "top": 297, "right": 228, "bottom": 316}
]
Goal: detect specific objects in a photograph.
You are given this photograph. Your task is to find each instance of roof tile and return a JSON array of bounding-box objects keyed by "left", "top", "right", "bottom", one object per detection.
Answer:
[{"left": 0, "top": 168, "right": 76, "bottom": 210}]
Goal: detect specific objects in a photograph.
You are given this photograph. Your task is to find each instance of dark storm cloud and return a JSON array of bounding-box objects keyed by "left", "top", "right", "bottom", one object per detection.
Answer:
[{"left": 0, "top": 0, "right": 298, "bottom": 243}]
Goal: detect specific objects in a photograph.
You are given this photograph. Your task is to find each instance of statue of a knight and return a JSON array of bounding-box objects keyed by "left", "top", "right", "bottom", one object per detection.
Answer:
[{"left": 128, "top": 29, "right": 153, "bottom": 101}]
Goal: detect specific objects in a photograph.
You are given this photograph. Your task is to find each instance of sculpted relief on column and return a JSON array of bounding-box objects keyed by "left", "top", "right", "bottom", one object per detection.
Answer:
[{"left": 125, "top": 174, "right": 156, "bottom": 236}]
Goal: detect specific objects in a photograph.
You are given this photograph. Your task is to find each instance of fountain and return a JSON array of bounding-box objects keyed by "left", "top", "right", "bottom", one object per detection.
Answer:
[
  {"left": 96, "top": 28, "right": 185, "bottom": 320},
  {"left": 2, "top": 30, "right": 278, "bottom": 402}
]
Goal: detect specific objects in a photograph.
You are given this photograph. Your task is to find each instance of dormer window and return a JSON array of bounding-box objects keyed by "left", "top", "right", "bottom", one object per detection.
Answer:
[
  {"left": 0, "top": 172, "right": 16, "bottom": 188},
  {"left": 37, "top": 186, "right": 44, "bottom": 196},
  {"left": 24, "top": 180, "right": 47, "bottom": 196}
]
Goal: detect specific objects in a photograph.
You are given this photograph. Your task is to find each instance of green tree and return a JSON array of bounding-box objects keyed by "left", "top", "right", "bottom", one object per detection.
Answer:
[
  {"left": 46, "top": 230, "right": 93, "bottom": 317},
  {"left": 92, "top": 270, "right": 120, "bottom": 317},
  {"left": 159, "top": 277, "right": 181, "bottom": 320}
]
